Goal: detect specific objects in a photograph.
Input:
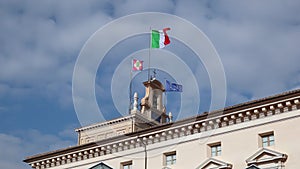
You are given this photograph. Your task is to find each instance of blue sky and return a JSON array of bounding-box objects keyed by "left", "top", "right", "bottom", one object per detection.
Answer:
[{"left": 1, "top": 0, "right": 300, "bottom": 168}]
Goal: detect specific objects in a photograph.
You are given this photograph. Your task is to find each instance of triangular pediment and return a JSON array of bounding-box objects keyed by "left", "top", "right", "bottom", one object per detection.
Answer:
[
  {"left": 246, "top": 148, "right": 287, "bottom": 166},
  {"left": 245, "top": 164, "right": 260, "bottom": 169},
  {"left": 256, "top": 152, "right": 277, "bottom": 161},
  {"left": 196, "top": 158, "right": 232, "bottom": 169},
  {"left": 89, "top": 162, "right": 113, "bottom": 169}
]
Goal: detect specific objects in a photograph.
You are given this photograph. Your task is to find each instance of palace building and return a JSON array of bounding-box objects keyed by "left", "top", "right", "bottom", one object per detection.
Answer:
[{"left": 24, "top": 79, "right": 300, "bottom": 169}]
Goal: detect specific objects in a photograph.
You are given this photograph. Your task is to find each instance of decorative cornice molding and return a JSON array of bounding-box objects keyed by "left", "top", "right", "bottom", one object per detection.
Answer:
[
  {"left": 75, "top": 113, "right": 158, "bottom": 132},
  {"left": 75, "top": 116, "right": 134, "bottom": 132},
  {"left": 24, "top": 93, "right": 300, "bottom": 169}
]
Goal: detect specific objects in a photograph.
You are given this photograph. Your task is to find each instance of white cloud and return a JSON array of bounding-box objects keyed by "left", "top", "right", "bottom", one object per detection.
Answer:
[
  {"left": 1, "top": 0, "right": 299, "bottom": 115},
  {"left": 0, "top": 0, "right": 112, "bottom": 101},
  {"left": 182, "top": 1, "right": 300, "bottom": 100},
  {"left": 0, "top": 130, "right": 76, "bottom": 169},
  {"left": 1, "top": 1, "right": 300, "bottom": 168},
  {"left": 112, "top": 0, "right": 175, "bottom": 17},
  {"left": 58, "top": 123, "right": 78, "bottom": 140}
]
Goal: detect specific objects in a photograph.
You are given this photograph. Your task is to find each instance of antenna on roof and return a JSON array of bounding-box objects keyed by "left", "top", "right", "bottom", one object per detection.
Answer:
[{"left": 151, "top": 69, "right": 157, "bottom": 81}]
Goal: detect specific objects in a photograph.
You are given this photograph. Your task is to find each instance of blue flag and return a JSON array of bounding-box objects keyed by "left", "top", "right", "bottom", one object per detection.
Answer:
[{"left": 165, "top": 80, "right": 183, "bottom": 92}]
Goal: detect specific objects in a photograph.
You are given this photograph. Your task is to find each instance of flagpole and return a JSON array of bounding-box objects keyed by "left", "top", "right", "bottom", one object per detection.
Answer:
[
  {"left": 129, "top": 59, "right": 133, "bottom": 114},
  {"left": 148, "top": 26, "right": 151, "bottom": 82},
  {"left": 164, "top": 78, "right": 167, "bottom": 107}
]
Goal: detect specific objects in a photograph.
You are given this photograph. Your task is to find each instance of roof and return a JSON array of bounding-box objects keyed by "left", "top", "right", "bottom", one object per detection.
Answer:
[
  {"left": 24, "top": 88, "right": 300, "bottom": 163},
  {"left": 143, "top": 79, "right": 165, "bottom": 91}
]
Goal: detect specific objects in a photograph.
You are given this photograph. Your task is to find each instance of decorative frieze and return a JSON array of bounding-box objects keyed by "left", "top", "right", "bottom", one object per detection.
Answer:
[
  {"left": 223, "top": 117, "right": 229, "bottom": 121},
  {"left": 28, "top": 96, "right": 300, "bottom": 169}
]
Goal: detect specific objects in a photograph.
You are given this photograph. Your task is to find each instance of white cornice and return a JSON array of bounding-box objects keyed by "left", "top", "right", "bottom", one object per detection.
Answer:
[
  {"left": 26, "top": 96, "right": 300, "bottom": 169},
  {"left": 75, "top": 113, "right": 159, "bottom": 132}
]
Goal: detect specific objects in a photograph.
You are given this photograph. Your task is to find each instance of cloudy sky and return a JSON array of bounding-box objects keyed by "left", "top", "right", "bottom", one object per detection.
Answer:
[{"left": 1, "top": 0, "right": 300, "bottom": 168}]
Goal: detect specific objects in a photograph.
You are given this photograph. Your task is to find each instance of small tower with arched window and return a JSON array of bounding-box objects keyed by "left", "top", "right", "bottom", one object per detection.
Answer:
[{"left": 140, "top": 79, "right": 167, "bottom": 124}]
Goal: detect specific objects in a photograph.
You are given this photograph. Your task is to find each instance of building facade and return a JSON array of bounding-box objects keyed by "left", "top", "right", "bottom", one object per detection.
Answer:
[{"left": 24, "top": 80, "right": 300, "bottom": 169}]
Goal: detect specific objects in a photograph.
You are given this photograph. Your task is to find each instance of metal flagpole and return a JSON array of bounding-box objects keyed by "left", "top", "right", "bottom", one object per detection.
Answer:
[
  {"left": 148, "top": 27, "right": 151, "bottom": 82},
  {"left": 129, "top": 59, "right": 133, "bottom": 114},
  {"left": 164, "top": 83, "right": 167, "bottom": 107},
  {"left": 164, "top": 78, "right": 167, "bottom": 121}
]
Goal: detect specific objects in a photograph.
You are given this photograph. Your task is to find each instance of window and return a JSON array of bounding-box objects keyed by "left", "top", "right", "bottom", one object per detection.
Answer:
[
  {"left": 153, "top": 94, "right": 158, "bottom": 109},
  {"left": 121, "top": 161, "right": 132, "bottom": 169},
  {"left": 259, "top": 132, "right": 274, "bottom": 147},
  {"left": 262, "top": 134, "right": 274, "bottom": 147},
  {"left": 209, "top": 142, "right": 221, "bottom": 157},
  {"left": 164, "top": 151, "right": 176, "bottom": 166}
]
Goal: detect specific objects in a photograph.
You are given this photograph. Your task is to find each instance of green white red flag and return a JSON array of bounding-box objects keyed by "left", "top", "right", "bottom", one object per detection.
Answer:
[{"left": 151, "top": 28, "right": 171, "bottom": 48}]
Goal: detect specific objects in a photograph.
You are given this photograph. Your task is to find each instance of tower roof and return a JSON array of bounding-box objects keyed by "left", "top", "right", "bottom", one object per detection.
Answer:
[{"left": 143, "top": 79, "right": 165, "bottom": 91}]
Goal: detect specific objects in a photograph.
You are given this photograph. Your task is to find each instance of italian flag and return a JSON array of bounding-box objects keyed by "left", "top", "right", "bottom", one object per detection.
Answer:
[
  {"left": 151, "top": 27, "right": 171, "bottom": 48},
  {"left": 132, "top": 59, "right": 143, "bottom": 71}
]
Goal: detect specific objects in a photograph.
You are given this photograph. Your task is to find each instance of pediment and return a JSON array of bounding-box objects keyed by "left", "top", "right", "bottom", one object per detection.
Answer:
[
  {"left": 89, "top": 162, "right": 113, "bottom": 169},
  {"left": 245, "top": 164, "right": 260, "bottom": 169},
  {"left": 246, "top": 148, "right": 287, "bottom": 166},
  {"left": 196, "top": 158, "right": 232, "bottom": 169}
]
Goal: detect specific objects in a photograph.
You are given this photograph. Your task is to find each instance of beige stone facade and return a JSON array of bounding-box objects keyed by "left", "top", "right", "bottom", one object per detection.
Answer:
[
  {"left": 76, "top": 79, "right": 168, "bottom": 145},
  {"left": 24, "top": 86, "right": 300, "bottom": 169},
  {"left": 76, "top": 113, "right": 159, "bottom": 145}
]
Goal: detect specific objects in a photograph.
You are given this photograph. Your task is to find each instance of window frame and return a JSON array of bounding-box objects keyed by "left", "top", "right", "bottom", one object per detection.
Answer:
[
  {"left": 163, "top": 151, "right": 176, "bottom": 166},
  {"left": 208, "top": 142, "right": 222, "bottom": 157},
  {"left": 259, "top": 131, "right": 275, "bottom": 148},
  {"left": 120, "top": 161, "right": 132, "bottom": 169}
]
